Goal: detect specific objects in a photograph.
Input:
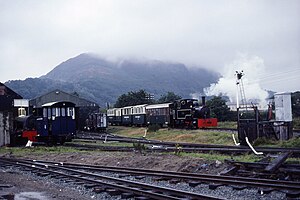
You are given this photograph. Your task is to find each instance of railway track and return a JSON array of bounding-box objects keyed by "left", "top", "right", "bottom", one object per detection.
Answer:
[
  {"left": 0, "top": 157, "right": 220, "bottom": 200},
  {"left": 73, "top": 131, "right": 300, "bottom": 156},
  {"left": 1, "top": 158, "right": 299, "bottom": 199},
  {"left": 66, "top": 142, "right": 300, "bottom": 158}
]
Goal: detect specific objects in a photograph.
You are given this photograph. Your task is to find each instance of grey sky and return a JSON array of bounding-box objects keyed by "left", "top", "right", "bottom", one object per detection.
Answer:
[{"left": 0, "top": 0, "right": 299, "bottom": 93}]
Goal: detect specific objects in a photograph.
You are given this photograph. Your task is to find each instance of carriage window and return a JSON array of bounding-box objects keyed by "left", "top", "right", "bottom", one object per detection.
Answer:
[
  {"left": 67, "top": 107, "right": 75, "bottom": 119},
  {"left": 52, "top": 108, "right": 56, "bottom": 120},
  {"left": 71, "top": 108, "right": 75, "bottom": 119},
  {"left": 61, "top": 107, "right": 65, "bottom": 116},
  {"left": 47, "top": 108, "right": 51, "bottom": 119},
  {"left": 56, "top": 108, "right": 60, "bottom": 117},
  {"left": 43, "top": 108, "right": 47, "bottom": 117},
  {"left": 52, "top": 108, "right": 56, "bottom": 116}
]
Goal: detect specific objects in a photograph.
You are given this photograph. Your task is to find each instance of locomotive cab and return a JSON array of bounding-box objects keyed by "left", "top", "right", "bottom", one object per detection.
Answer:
[{"left": 14, "top": 115, "right": 37, "bottom": 144}]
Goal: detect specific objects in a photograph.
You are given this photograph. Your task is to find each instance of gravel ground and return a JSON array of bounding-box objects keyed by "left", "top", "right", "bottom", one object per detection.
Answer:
[{"left": 0, "top": 151, "right": 293, "bottom": 199}]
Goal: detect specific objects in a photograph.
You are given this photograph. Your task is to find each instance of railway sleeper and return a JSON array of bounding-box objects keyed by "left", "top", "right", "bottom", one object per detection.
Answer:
[
  {"left": 286, "top": 190, "right": 300, "bottom": 198},
  {"left": 92, "top": 186, "right": 107, "bottom": 193},
  {"left": 169, "top": 178, "right": 181, "bottom": 184},
  {"left": 36, "top": 172, "right": 50, "bottom": 177},
  {"left": 257, "top": 188, "right": 274, "bottom": 195},
  {"left": 49, "top": 174, "right": 61, "bottom": 178},
  {"left": 153, "top": 177, "right": 170, "bottom": 181},
  {"left": 84, "top": 183, "right": 100, "bottom": 189},
  {"left": 117, "top": 174, "right": 129, "bottom": 178},
  {"left": 121, "top": 192, "right": 135, "bottom": 199},
  {"left": 188, "top": 181, "right": 202, "bottom": 187},
  {"left": 105, "top": 188, "right": 123, "bottom": 196},
  {"left": 0, "top": 184, "right": 13, "bottom": 188},
  {"left": 63, "top": 179, "right": 74, "bottom": 183},
  {"left": 208, "top": 183, "right": 224, "bottom": 190},
  {"left": 231, "top": 185, "right": 247, "bottom": 190},
  {"left": 74, "top": 181, "right": 86, "bottom": 185},
  {"left": 134, "top": 175, "right": 146, "bottom": 180},
  {"left": 134, "top": 196, "right": 151, "bottom": 200}
]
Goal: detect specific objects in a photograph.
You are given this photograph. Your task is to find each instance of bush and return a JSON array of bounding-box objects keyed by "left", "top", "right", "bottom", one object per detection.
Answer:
[
  {"left": 280, "top": 138, "right": 300, "bottom": 148},
  {"left": 147, "top": 124, "right": 160, "bottom": 132},
  {"left": 293, "top": 117, "right": 300, "bottom": 129}
]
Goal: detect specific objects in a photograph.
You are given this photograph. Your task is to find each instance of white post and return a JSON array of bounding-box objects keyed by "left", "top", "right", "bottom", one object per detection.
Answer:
[{"left": 236, "top": 83, "right": 240, "bottom": 109}]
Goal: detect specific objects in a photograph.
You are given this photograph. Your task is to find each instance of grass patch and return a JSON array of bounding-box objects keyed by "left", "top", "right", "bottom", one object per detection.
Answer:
[
  {"left": 0, "top": 146, "right": 84, "bottom": 156},
  {"left": 217, "top": 121, "right": 237, "bottom": 129},
  {"left": 68, "top": 140, "right": 133, "bottom": 147},
  {"left": 109, "top": 126, "right": 235, "bottom": 146},
  {"left": 253, "top": 137, "right": 300, "bottom": 148},
  {"left": 179, "top": 152, "right": 261, "bottom": 162},
  {"left": 108, "top": 126, "right": 300, "bottom": 148}
]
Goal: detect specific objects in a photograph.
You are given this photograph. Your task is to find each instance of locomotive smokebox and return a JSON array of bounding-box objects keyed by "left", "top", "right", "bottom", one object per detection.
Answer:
[{"left": 201, "top": 96, "right": 206, "bottom": 106}]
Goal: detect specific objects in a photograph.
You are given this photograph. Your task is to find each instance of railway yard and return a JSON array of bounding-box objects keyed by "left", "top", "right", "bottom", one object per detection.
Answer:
[{"left": 1, "top": 127, "right": 300, "bottom": 200}]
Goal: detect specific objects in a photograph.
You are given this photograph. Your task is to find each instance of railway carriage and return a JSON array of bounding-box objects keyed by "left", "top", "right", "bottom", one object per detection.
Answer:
[
  {"left": 132, "top": 104, "right": 147, "bottom": 126},
  {"left": 115, "top": 108, "right": 122, "bottom": 125},
  {"left": 146, "top": 103, "right": 172, "bottom": 127},
  {"left": 107, "top": 108, "right": 122, "bottom": 125},
  {"left": 35, "top": 101, "right": 76, "bottom": 144},
  {"left": 85, "top": 112, "right": 107, "bottom": 132},
  {"left": 121, "top": 106, "right": 133, "bottom": 125},
  {"left": 107, "top": 108, "right": 116, "bottom": 125}
]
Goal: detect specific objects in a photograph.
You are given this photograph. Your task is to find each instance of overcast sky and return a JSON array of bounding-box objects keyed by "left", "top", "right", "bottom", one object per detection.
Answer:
[{"left": 0, "top": 0, "right": 299, "bottom": 93}]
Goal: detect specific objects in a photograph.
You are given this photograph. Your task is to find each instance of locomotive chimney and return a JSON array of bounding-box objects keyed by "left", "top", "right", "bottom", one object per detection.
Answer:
[{"left": 201, "top": 96, "right": 206, "bottom": 106}]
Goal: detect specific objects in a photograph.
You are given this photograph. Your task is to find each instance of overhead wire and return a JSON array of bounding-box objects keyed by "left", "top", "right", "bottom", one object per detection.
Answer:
[{"left": 244, "top": 68, "right": 300, "bottom": 86}]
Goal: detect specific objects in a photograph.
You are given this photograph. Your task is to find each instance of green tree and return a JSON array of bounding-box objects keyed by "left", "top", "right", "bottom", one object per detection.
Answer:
[
  {"left": 114, "top": 89, "right": 154, "bottom": 107},
  {"left": 157, "top": 92, "right": 181, "bottom": 103},
  {"left": 292, "top": 91, "right": 300, "bottom": 117},
  {"left": 206, "top": 96, "right": 231, "bottom": 121}
]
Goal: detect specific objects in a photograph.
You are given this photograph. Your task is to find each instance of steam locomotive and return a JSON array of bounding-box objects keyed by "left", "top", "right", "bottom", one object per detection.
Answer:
[{"left": 107, "top": 98, "right": 217, "bottom": 129}]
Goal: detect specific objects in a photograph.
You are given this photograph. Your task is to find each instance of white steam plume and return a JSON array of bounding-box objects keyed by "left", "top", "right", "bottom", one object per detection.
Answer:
[{"left": 204, "top": 54, "right": 269, "bottom": 108}]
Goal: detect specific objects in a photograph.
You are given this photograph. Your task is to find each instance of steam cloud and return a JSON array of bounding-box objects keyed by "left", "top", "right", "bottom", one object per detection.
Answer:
[{"left": 204, "top": 54, "right": 269, "bottom": 108}]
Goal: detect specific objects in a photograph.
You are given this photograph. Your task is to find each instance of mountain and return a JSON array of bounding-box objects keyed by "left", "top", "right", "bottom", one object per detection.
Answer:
[{"left": 6, "top": 53, "right": 219, "bottom": 107}]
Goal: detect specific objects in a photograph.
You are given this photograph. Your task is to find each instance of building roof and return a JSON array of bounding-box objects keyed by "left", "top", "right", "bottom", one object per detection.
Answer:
[
  {"left": 0, "top": 82, "right": 23, "bottom": 111},
  {"left": 0, "top": 82, "right": 23, "bottom": 99},
  {"left": 29, "top": 89, "right": 99, "bottom": 108}
]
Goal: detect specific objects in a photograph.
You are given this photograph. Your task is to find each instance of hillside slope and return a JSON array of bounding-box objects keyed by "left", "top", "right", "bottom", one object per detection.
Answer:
[{"left": 6, "top": 53, "right": 219, "bottom": 106}]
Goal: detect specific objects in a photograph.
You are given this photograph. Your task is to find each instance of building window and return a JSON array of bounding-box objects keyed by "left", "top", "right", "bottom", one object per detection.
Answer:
[{"left": 18, "top": 108, "right": 26, "bottom": 116}]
